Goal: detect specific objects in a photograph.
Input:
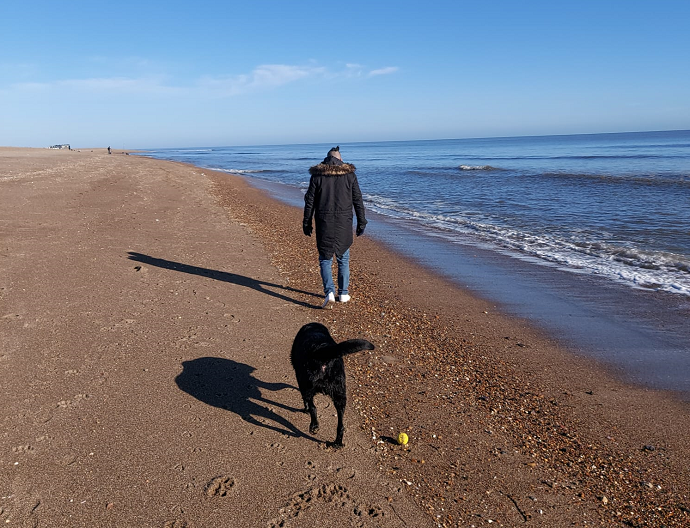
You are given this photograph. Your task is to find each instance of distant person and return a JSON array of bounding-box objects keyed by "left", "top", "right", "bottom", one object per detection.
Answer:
[
  {"left": 108, "top": 146, "right": 111, "bottom": 154},
  {"left": 303, "top": 146, "right": 368, "bottom": 308}
]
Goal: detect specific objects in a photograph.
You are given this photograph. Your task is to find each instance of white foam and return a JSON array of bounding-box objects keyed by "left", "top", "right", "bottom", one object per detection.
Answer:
[
  {"left": 459, "top": 165, "right": 498, "bottom": 171},
  {"left": 213, "top": 168, "right": 264, "bottom": 174},
  {"left": 364, "top": 195, "right": 690, "bottom": 297}
]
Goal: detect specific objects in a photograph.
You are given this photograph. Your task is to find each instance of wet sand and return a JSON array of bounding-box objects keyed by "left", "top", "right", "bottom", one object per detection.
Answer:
[
  {"left": 1, "top": 147, "right": 688, "bottom": 527},
  {"left": 244, "top": 178, "right": 690, "bottom": 396}
]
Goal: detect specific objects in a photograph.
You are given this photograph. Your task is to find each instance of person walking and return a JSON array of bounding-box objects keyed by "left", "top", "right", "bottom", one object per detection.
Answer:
[{"left": 303, "top": 146, "right": 367, "bottom": 308}]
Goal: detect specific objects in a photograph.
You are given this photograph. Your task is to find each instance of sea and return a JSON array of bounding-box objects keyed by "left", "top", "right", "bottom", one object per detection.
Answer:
[{"left": 140, "top": 130, "right": 690, "bottom": 396}]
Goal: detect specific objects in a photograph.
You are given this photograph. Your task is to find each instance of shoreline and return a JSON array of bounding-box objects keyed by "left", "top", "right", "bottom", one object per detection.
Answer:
[
  {"left": 2, "top": 148, "right": 688, "bottom": 526},
  {"left": 206, "top": 162, "right": 690, "bottom": 526},
  {"left": 226, "top": 175, "right": 690, "bottom": 396}
]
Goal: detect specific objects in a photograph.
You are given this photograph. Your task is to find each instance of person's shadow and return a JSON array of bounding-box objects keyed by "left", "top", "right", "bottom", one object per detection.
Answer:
[
  {"left": 175, "top": 357, "right": 314, "bottom": 441},
  {"left": 128, "top": 252, "right": 321, "bottom": 308}
]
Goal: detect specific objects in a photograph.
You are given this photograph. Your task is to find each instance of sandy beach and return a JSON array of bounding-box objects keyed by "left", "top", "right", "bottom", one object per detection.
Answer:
[{"left": 1, "top": 148, "right": 688, "bottom": 527}]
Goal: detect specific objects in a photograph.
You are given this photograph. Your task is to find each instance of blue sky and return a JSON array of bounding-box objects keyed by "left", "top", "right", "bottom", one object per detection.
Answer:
[{"left": 1, "top": 1, "right": 688, "bottom": 148}]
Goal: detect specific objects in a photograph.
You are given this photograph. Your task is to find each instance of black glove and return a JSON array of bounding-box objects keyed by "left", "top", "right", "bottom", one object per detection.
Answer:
[
  {"left": 303, "top": 222, "right": 313, "bottom": 237},
  {"left": 356, "top": 224, "right": 365, "bottom": 237}
]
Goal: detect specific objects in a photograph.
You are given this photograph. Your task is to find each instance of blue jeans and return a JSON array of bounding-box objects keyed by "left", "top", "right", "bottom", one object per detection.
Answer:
[{"left": 319, "top": 249, "right": 350, "bottom": 296}]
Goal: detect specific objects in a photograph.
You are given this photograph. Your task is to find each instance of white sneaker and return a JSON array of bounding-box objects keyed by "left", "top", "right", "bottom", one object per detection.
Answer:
[
  {"left": 321, "top": 292, "right": 335, "bottom": 309},
  {"left": 338, "top": 294, "right": 351, "bottom": 303}
]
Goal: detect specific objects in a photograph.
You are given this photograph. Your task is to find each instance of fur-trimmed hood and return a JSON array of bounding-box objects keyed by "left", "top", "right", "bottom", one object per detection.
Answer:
[{"left": 309, "top": 162, "right": 356, "bottom": 176}]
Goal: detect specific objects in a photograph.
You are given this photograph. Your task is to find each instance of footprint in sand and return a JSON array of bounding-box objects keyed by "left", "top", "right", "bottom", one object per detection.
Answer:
[
  {"left": 163, "top": 520, "right": 191, "bottom": 528},
  {"left": 267, "top": 483, "right": 384, "bottom": 528},
  {"left": 268, "top": 442, "right": 287, "bottom": 454},
  {"left": 332, "top": 466, "right": 358, "bottom": 479},
  {"left": 12, "top": 445, "right": 35, "bottom": 454},
  {"left": 205, "top": 476, "right": 236, "bottom": 497},
  {"left": 56, "top": 393, "right": 89, "bottom": 409}
]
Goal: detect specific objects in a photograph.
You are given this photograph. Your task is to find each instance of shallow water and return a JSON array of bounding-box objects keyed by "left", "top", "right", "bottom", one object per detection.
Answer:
[
  {"left": 139, "top": 131, "right": 690, "bottom": 395},
  {"left": 239, "top": 178, "right": 690, "bottom": 397},
  {"left": 142, "top": 130, "right": 690, "bottom": 297}
]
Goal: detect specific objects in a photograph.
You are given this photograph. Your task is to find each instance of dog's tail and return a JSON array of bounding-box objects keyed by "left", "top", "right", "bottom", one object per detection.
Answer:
[{"left": 320, "top": 339, "right": 375, "bottom": 362}]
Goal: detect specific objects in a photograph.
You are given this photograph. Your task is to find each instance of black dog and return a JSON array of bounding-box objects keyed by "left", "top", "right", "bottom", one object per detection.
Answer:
[{"left": 290, "top": 322, "right": 375, "bottom": 447}]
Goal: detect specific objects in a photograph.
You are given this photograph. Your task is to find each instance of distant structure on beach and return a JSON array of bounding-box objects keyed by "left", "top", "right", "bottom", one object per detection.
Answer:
[{"left": 49, "top": 144, "right": 71, "bottom": 150}]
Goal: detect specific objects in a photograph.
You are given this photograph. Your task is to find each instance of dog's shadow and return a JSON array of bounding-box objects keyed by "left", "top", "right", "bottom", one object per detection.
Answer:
[{"left": 175, "top": 357, "right": 313, "bottom": 441}]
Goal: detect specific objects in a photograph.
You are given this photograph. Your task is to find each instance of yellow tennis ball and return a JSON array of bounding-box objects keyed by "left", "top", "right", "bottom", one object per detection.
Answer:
[{"left": 397, "top": 432, "right": 409, "bottom": 445}]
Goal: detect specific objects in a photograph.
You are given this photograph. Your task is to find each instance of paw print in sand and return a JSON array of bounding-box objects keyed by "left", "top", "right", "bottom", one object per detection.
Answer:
[{"left": 205, "top": 476, "right": 236, "bottom": 497}]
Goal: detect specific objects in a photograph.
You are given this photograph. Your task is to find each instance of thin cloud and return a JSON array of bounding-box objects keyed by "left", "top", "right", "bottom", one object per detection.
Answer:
[
  {"left": 59, "top": 76, "right": 179, "bottom": 94},
  {"left": 4, "top": 62, "right": 399, "bottom": 99},
  {"left": 368, "top": 66, "right": 399, "bottom": 76},
  {"left": 344, "top": 63, "right": 364, "bottom": 77},
  {"left": 10, "top": 76, "right": 180, "bottom": 96},
  {"left": 198, "top": 64, "right": 326, "bottom": 96}
]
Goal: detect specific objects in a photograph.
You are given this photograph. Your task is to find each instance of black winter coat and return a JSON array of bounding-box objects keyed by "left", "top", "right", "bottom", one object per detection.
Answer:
[{"left": 303, "top": 158, "right": 367, "bottom": 259}]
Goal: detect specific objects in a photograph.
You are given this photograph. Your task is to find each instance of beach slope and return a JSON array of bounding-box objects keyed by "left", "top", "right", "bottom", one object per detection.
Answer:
[{"left": 1, "top": 148, "right": 688, "bottom": 527}]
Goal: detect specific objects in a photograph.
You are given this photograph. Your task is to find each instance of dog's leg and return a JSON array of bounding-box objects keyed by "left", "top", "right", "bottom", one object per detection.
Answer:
[
  {"left": 331, "top": 395, "right": 346, "bottom": 448},
  {"left": 305, "top": 392, "right": 319, "bottom": 434}
]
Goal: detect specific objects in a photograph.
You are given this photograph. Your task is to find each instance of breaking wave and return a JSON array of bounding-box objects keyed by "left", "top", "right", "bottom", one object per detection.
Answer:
[
  {"left": 459, "top": 165, "right": 500, "bottom": 171},
  {"left": 364, "top": 193, "right": 690, "bottom": 297}
]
